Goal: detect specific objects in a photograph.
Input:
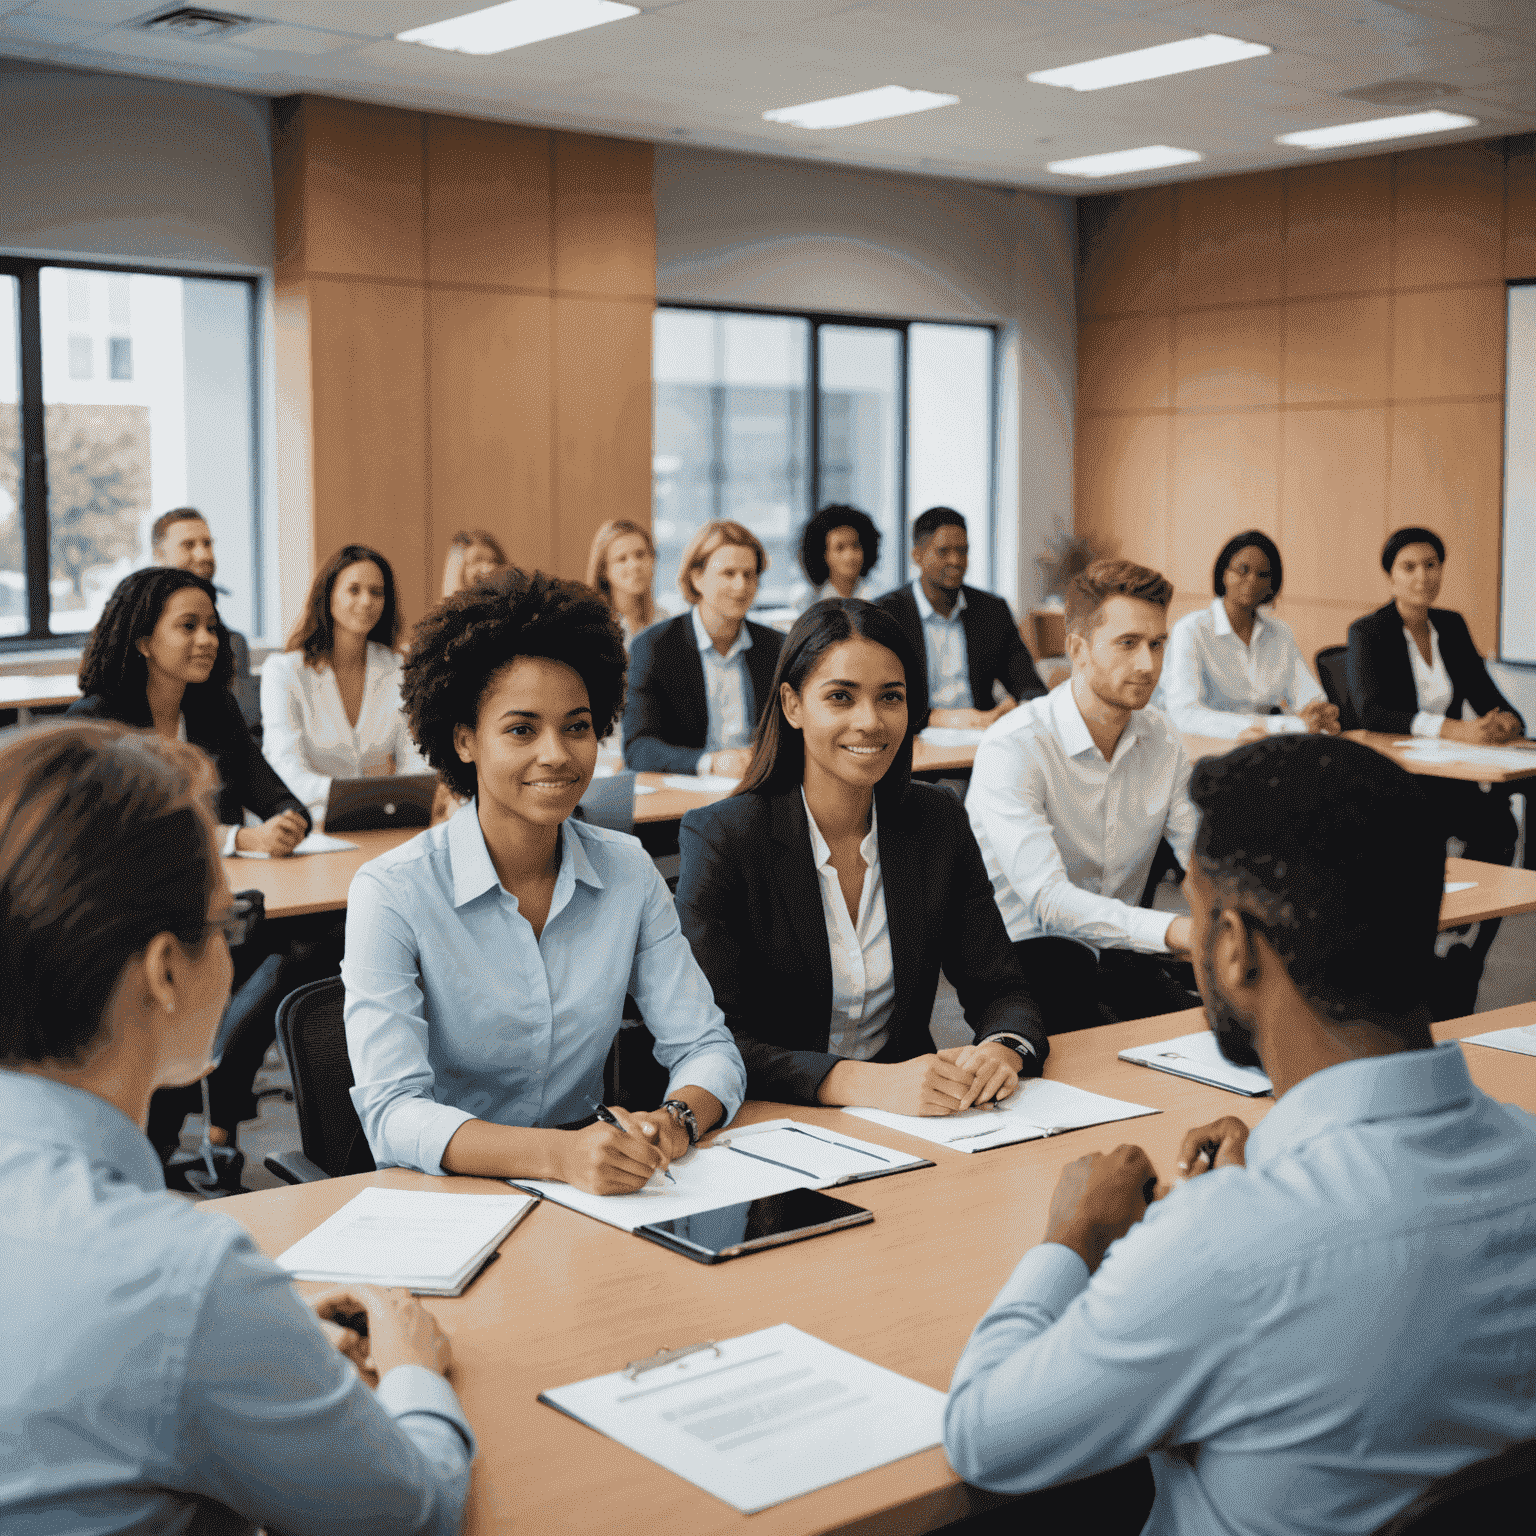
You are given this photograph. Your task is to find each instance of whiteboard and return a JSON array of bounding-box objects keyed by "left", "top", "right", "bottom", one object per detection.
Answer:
[{"left": 1502, "top": 283, "right": 1536, "bottom": 664}]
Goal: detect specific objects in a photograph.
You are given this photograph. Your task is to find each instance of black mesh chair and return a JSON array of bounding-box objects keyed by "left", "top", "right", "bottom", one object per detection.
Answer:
[
  {"left": 1370, "top": 1438, "right": 1536, "bottom": 1535},
  {"left": 1315, "top": 645, "right": 1359, "bottom": 732},
  {"left": 265, "top": 976, "right": 375, "bottom": 1184}
]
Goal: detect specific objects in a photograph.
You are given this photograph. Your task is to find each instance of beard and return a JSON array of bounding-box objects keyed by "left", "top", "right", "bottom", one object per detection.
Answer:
[{"left": 1197, "top": 921, "right": 1265, "bottom": 1069}]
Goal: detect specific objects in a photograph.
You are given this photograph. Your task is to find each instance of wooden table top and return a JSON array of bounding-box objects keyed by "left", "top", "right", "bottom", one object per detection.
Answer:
[
  {"left": 0, "top": 674, "right": 80, "bottom": 710},
  {"left": 1443, "top": 857, "right": 1536, "bottom": 929},
  {"left": 212, "top": 1004, "right": 1536, "bottom": 1536},
  {"left": 1183, "top": 729, "right": 1536, "bottom": 784},
  {"left": 223, "top": 829, "right": 415, "bottom": 919}
]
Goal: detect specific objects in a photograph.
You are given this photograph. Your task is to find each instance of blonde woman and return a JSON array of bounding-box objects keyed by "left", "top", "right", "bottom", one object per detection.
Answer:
[
  {"left": 585, "top": 519, "right": 657, "bottom": 647},
  {"left": 440, "top": 528, "right": 509, "bottom": 598}
]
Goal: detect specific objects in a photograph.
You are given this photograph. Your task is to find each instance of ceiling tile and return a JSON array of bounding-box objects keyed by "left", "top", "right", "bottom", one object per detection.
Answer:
[{"left": 236, "top": 25, "right": 363, "bottom": 57}]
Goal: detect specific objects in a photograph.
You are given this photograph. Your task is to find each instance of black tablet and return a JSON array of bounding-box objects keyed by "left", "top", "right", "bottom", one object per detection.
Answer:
[{"left": 634, "top": 1187, "right": 872, "bottom": 1265}]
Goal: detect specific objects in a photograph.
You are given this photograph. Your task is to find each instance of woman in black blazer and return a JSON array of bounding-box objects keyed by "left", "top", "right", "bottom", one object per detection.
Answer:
[
  {"left": 68, "top": 567, "right": 312, "bottom": 1183},
  {"left": 1346, "top": 527, "right": 1524, "bottom": 1014},
  {"left": 677, "top": 598, "right": 1046, "bottom": 1111}
]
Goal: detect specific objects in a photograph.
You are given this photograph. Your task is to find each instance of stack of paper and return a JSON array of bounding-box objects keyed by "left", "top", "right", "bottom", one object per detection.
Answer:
[
  {"left": 844, "top": 1078, "right": 1157, "bottom": 1153},
  {"left": 1118, "top": 1031, "right": 1273, "bottom": 1096},
  {"left": 1463, "top": 1023, "right": 1536, "bottom": 1059},
  {"left": 917, "top": 726, "right": 988, "bottom": 747},
  {"left": 277, "top": 1187, "right": 538, "bottom": 1295},
  {"left": 659, "top": 773, "right": 741, "bottom": 793}
]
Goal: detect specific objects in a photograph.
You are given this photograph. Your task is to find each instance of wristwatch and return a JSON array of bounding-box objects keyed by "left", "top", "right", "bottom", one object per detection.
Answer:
[
  {"left": 661, "top": 1098, "right": 700, "bottom": 1146},
  {"left": 985, "top": 1033, "right": 1038, "bottom": 1070}
]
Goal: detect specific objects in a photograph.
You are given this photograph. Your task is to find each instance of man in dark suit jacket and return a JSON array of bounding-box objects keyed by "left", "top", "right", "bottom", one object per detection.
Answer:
[{"left": 877, "top": 507, "right": 1045, "bottom": 729}]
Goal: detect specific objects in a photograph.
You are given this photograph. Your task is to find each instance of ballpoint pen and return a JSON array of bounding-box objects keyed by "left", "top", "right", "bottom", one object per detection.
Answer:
[{"left": 589, "top": 1101, "right": 676, "bottom": 1183}]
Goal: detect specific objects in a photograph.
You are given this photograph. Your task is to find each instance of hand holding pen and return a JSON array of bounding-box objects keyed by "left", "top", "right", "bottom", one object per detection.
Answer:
[
  {"left": 590, "top": 1101, "right": 676, "bottom": 1185},
  {"left": 1174, "top": 1116, "right": 1250, "bottom": 1181}
]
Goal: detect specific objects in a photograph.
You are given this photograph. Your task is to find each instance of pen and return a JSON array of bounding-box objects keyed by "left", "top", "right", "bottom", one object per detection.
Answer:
[{"left": 589, "top": 1101, "right": 676, "bottom": 1183}]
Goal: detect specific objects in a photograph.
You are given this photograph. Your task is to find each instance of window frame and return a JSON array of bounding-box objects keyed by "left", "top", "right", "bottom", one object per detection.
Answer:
[
  {"left": 0, "top": 255, "right": 264, "bottom": 652},
  {"left": 655, "top": 300, "right": 1000, "bottom": 593}
]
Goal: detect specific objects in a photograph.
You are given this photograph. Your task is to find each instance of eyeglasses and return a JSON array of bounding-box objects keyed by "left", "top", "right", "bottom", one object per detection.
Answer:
[{"left": 209, "top": 894, "right": 260, "bottom": 948}]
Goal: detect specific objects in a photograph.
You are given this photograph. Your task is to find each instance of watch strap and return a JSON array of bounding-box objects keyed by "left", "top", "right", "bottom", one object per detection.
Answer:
[
  {"left": 986, "top": 1032, "right": 1036, "bottom": 1063},
  {"left": 662, "top": 1098, "right": 700, "bottom": 1145}
]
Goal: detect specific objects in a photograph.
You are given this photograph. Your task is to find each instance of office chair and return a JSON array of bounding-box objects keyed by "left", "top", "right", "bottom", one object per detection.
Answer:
[
  {"left": 265, "top": 976, "right": 375, "bottom": 1184},
  {"left": 574, "top": 769, "right": 637, "bottom": 835},
  {"left": 1369, "top": 1437, "right": 1536, "bottom": 1535},
  {"left": 1315, "top": 646, "right": 1359, "bottom": 732}
]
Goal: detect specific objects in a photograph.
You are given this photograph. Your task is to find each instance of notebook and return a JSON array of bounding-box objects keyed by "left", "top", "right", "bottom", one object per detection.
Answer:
[
  {"left": 276, "top": 1186, "right": 538, "bottom": 1296},
  {"left": 1118, "top": 1030, "right": 1273, "bottom": 1096}
]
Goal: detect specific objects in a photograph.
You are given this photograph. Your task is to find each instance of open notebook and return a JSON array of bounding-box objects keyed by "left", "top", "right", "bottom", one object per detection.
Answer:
[{"left": 277, "top": 1186, "right": 538, "bottom": 1296}]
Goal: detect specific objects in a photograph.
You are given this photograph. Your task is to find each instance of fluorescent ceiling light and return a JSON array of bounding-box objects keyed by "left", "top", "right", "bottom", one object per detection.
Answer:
[
  {"left": 1277, "top": 108, "right": 1479, "bottom": 149},
  {"left": 763, "top": 86, "right": 959, "bottom": 130},
  {"left": 1047, "top": 145, "right": 1203, "bottom": 179},
  {"left": 397, "top": 0, "right": 637, "bottom": 56},
  {"left": 1028, "top": 33, "right": 1270, "bottom": 92}
]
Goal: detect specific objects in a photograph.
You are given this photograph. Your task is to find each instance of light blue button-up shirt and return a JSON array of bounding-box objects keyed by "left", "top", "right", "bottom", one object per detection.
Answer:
[
  {"left": 0, "top": 1071, "right": 474, "bottom": 1536},
  {"left": 344, "top": 801, "right": 746, "bottom": 1175},
  {"left": 912, "top": 577, "right": 973, "bottom": 709},
  {"left": 945, "top": 1044, "right": 1536, "bottom": 1535},
  {"left": 692, "top": 603, "right": 755, "bottom": 771}
]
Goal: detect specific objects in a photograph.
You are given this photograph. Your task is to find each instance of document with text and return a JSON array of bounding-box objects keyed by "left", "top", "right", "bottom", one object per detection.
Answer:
[
  {"left": 1119, "top": 1030, "right": 1273, "bottom": 1096},
  {"left": 539, "top": 1323, "right": 946, "bottom": 1513}
]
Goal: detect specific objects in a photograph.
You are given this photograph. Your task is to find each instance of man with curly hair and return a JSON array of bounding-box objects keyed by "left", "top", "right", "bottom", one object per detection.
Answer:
[{"left": 343, "top": 568, "right": 745, "bottom": 1194}]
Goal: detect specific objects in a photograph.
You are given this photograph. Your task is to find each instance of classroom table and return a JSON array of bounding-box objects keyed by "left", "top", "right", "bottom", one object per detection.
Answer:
[
  {"left": 212, "top": 1005, "right": 1536, "bottom": 1536},
  {"left": 1443, "top": 857, "right": 1536, "bottom": 928},
  {"left": 223, "top": 829, "right": 415, "bottom": 919},
  {"left": 1181, "top": 730, "right": 1536, "bottom": 785},
  {"left": 0, "top": 673, "right": 80, "bottom": 723}
]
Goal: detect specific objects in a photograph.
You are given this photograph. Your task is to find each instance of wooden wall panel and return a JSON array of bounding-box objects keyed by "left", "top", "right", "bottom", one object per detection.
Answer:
[
  {"left": 1174, "top": 303, "right": 1280, "bottom": 410},
  {"left": 1175, "top": 171, "right": 1284, "bottom": 309},
  {"left": 1169, "top": 413, "right": 1280, "bottom": 597},
  {"left": 1392, "top": 285, "right": 1505, "bottom": 400},
  {"left": 1077, "top": 314, "right": 1172, "bottom": 411},
  {"left": 1074, "top": 414, "right": 1169, "bottom": 571},
  {"left": 426, "top": 117, "right": 552, "bottom": 291},
  {"left": 1076, "top": 186, "right": 1174, "bottom": 318},
  {"left": 553, "top": 135, "right": 655, "bottom": 298},
  {"left": 1283, "top": 294, "right": 1390, "bottom": 405},
  {"left": 1393, "top": 141, "right": 1504, "bottom": 288},
  {"left": 1285, "top": 155, "right": 1392, "bottom": 299},
  {"left": 1279, "top": 408, "right": 1387, "bottom": 608},
  {"left": 1506, "top": 136, "right": 1535, "bottom": 279}
]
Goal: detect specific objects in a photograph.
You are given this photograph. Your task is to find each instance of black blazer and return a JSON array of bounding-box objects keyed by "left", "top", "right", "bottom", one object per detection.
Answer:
[
  {"left": 876, "top": 583, "right": 1046, "bottom": 725},
  {"left": 676, "top": 782, "right": 1047, "bottom": 1104},
  {"left": 1346, "top": 604, "right": 1524, "bottom": 738},
  {"left": 622, "top": 613, "right": 785, "bottom": 774},
  {"left": 67, "top": 689, "right": 310, "bottom": 832}
]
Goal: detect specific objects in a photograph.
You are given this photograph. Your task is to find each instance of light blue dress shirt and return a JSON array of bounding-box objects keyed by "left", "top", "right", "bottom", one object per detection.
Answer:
[
  {"left": 912, "top": 577, "right": 973, "bottom": 709},
  {"left": 692, "top": 603, "right": 755, "bottom": 771},
  {"left": 944, "top": 1044, "right": 1536, "bottom": 1534},
  {"left": 344, "top": 801, "right": 746, "bottom": 1175},
  {"left": 0, "top": 1071, "right": 474, "bottom": 1536}
]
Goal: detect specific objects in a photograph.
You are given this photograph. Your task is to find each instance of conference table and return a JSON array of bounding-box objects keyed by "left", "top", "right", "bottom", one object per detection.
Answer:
[
  {"left": 0, "top": 673, "right": 80, "bottom": 723},
  {"left": 1181, "top": 729, "right": 1536, "bottom": 785},
  {"left": 213, "top": 1003, "right": 1536, "bottom": 1536}
]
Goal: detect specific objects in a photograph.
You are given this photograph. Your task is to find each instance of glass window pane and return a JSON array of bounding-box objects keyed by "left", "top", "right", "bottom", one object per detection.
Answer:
[
  {"left": 39, "top": 267, "right": 256, "bottom": 637},
  {"left": 653, "top": 308, "right": 810, "bottom": 612},
  {"left": 0, "top": 277, "right": 24, "bottom": 637},
  {"left": 908, "top": 323, "right": 994, "bottom": 590},
  {"left": 818, "top": 325, "right": 902, "bottom": 599}
]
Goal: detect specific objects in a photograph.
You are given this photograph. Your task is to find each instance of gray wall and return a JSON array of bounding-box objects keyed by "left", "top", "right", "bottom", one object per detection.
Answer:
[{"left": 654, "top": 143, "right": 1077, "bottom": 615}]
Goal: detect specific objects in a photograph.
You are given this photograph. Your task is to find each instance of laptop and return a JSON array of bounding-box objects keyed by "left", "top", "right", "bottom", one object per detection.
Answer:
[{"left": 323, "top": 773, "right": 438, "bottom": 833}]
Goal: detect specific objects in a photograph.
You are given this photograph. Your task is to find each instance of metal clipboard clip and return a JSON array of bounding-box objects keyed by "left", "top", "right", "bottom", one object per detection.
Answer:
[{"left": 622, "top": 1341, "right": 721, "bottom": 1380}]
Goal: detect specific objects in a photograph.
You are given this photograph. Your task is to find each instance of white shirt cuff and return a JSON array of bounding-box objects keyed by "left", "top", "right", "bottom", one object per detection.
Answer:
[
  {"left": 992, "top": 1243, "right": 1092, "bottom": 1318},
  {"left": 695, "top": 751, "right": 713, "bottom": 776},
  {"left": 376, "top": 1364, "right": 477, "bottom": 1456},
  {"left": 1265, "top": 714, "right": 1308, "bottom": 735},
  {"left": 1411, "top": 711, "right": 1446, "bottom": 739},
  {"left": 222, "top": 824, "right": 240, "bottom": 857}
]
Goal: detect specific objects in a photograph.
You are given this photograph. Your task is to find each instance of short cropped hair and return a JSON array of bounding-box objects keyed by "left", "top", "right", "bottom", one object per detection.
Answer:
[
  {"left": 798, "top": 505, "right": 881, "bottom": 587},
  {"left": 1382, "top": 526, "right": 1445, "bottom": 573},
  {"left": 149, "top": 506, "right": 207, "bottom": 551},
  {"left": 1213, "top": 530, "right": 1284, "bottom": 600},
  {"left": 911, "top": 506, "right": 966, "bottom": 548},
  {"left": 402, "top": 568, "right": 627, "bottom": 800},
  {"left": 677, "top": 520, "right": 767, "bottom": 605},
  {"left": 1064, "top": 558, "right": 1173, "bottom": 637},
  {"left": 1190, "top": 735, "right": 1439, "bottom": 1037},
  {"left": 0, "top": 722, "right": 219, "bottom": 1066}
]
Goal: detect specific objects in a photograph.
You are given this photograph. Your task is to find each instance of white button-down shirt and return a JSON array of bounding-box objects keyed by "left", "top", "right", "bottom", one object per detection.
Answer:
[
  {"left": 913, "top": 578, "right": 974, "bottom": 709},
  {"left": 1162, "top": 598, "right": 1325, "bottom": 739},
  {"left": 692, "top": 604, "right": 754, "bottom": 771},
  {"left": 261, "top": 643, "right": 429, "bottom": 823},
  {"left": 1405, "top": 621, "right": 1456, "bottom": 738},
  {"left": 967, "top": 682, "right": 1199, "bottom": 954},
  {"left": 802, "top": 789, "right": 896, "bottom": 1060}
]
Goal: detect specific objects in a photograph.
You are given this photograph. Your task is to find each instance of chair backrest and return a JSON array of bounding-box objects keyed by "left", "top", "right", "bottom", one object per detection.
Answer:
[
  {"left": 575, "top": 770, "right": 637, "bottom": 835},
  {"left": 1315, "top": 645, "right": 1359, "bottom": 732},
  {"left": 274, "top": 976, "right": 375, "bottom": 1179},
  {"left": 1370, "top": 1438, "right": 1536, "bottom": 1535}
]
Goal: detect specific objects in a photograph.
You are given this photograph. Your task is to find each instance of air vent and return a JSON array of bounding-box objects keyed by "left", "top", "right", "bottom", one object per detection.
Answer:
[
  {"left": 140, "top": 7, "right": 254, "bottom": 42},
  {"left": 1339, "top": 78, "right": 1460, "bottom": 108}
]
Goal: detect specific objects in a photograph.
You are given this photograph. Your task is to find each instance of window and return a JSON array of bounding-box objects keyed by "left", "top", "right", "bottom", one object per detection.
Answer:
[
  {"left": 0, "top": 260, "right": 261, "bottom": 646},
  {"left": 653, "top": 305, "right": 996, "bottom": 612}
]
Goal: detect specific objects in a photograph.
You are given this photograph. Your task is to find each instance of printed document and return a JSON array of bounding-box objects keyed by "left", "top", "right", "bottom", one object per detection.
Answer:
[
  {"left": 1463, "top": 1022, "right": 1536, "bottom": 1059},
  {"left": 233, "top": 830, "right": 358, "bottom": 858},
  {"left": 844, "top": 1078, "right": 1157, "bottom": 1152},
  {"left": 539, "top": 1323, "right": 946, "bottom": 1513},
  {"left": 1119, "top": 1030, "right": 1273, "bottom": 1096},
  {"left": 1395, "top": 739, "right": 1536, "bottom": 771}
]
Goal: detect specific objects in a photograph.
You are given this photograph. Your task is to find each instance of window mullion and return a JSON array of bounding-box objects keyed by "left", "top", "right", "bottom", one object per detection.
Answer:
[{"left": 16, "top": 265, "right": 50, "bottom": 643}]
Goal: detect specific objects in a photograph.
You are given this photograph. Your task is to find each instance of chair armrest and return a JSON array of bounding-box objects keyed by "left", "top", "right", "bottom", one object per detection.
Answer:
[{"left": 264, "top": 1149, "right": 330, "bottom": 1184}]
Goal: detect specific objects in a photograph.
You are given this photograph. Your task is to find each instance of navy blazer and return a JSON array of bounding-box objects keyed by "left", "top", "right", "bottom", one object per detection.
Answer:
[
  {"left": 67, "top": 688, "right": 310, "bottom": 833},
  {"left": 876, "top": 582, "right": 1046, "bottom": 725},
  {"left": 621, "top": 613, "right": 785, "bottom": 774},
  {"left": 676, "top": 781, "right": 1047, "bottom": 1104},
  {"left": 1346, "top": 604, "right": 1524, "bottom": 738}
]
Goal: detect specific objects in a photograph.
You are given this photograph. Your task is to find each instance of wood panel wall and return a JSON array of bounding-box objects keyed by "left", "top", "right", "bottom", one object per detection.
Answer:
[
  {"left": 273, "top": 96, "right": 654, "bottom": 631},
  {"left": 1075, "top": 135, "right": 1533, "bottom": 666}
]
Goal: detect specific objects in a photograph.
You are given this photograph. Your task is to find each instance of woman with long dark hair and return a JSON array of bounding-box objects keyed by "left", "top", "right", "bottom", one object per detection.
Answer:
[{"left": 676, "top": 598, "right": 1046, "bottom": 1111}]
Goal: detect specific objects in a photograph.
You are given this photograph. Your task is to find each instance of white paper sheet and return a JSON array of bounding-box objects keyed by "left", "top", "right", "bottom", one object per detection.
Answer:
[
  {"left": 843, "top": 1078, "right": 1157, "bottom": 1152},
  {"left": 539, "top": 1323, "right": 946, "bottom": 1514},
  {"left": 1445, "top": 881, "right": 1478, "bottom": 893},
  {"left": 232, "top": 830, "right": 360, "bottom": 859},
  {"left": 1395, "top": 740, "right": 1536, "bottom": 772},
  {"left": 917, "top": 726, "right": 987, "bottom": 747},
  {"left": 658, "top": 773, "right": 742, "bottom": 792},
  {"left": 512, "top": 1118, "right": 928, "bottom": 1231},
  {"left": 1463, "top": 1023, "right": 1536, "bottom": 1059},
  {"left": 1118, "top": 1030, "right": 1273, "bottom": 1096},
  {"left": 633, "top": 783, "right": 657, "bottom": 795}
]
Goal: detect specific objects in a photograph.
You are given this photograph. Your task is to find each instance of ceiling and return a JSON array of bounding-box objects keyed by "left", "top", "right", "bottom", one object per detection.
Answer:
[{"left": 1, "top": 0, "right": 1531, "bottom": 192}]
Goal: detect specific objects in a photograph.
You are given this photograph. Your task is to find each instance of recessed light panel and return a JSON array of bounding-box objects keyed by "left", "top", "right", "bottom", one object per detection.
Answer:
[
  {"left": 1046, "top": 145, "right": 1203, "bottom": 178},
  {"left": 397, "top": 0, "right": 638, "bottom": 57},
  {"left": 1277, "top": 108, "right": 1479, "bottom": 149},
  {"left": 1028, "top": 34, "right": 1270, "bottom": 92},
  {"left": 763, "top": 86, "right": 959, "bottom": 131}
]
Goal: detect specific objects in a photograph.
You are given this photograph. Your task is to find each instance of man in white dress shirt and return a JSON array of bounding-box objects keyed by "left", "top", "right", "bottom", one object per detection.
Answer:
[{"left": 968, "top": 559, "right": 1200, "bottom": 1034}]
